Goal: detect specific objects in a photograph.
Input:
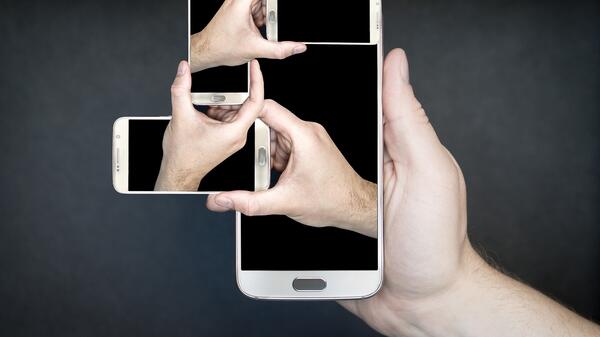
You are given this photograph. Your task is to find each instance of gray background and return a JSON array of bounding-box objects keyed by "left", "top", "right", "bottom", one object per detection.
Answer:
[{"left": 0, "top": 0, "right": 598, "bottom": 336}]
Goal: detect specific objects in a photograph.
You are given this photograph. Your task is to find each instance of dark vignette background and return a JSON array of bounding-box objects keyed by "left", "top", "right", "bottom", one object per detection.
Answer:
[{"left": 0, "top": 0, "right": 598, "bottom": 336}]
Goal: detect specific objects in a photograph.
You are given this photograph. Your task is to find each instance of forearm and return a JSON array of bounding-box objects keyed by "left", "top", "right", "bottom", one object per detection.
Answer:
[
  {"left": 190, "top": 31, "right": 216, "bottom": 73},
  {"left": 154, "top": 160, "right": 204, "bottom": 192},
  {"left": 394, "top": 247, "right": 600, "bottom": 337}
]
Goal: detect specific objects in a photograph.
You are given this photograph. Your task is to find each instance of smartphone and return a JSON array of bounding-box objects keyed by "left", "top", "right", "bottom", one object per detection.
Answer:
[
  {"left": 236, "top": 42, "right": 383, "bottom": 298},
  {"left": 112, "top": 117, "right": 270, "bottom": 194},
  {"left": 266, "top": 0, "right": 381, "bottom": 44},
  {"left": 189, "top": 0, "right": 250, "bottom": 105}
]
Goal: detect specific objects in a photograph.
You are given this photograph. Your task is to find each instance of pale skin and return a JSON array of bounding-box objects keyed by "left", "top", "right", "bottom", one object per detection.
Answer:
[
  {"left": 207, "top": 100, "right": 377, "bottom": 237},
  {"left": 207, "top": 49, "right": 600, "bottom": 336},
  {"left": 154, "top": 59, "right": 264, "bottom": 191},
  {"left": 190, "top": 0, "right": 306, "bottom": 73}
]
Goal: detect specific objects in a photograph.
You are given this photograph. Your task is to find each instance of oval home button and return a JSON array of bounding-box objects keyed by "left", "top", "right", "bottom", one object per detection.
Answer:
[
  {"left": 210, "top": 94, "right": 226, "bottom": 103},
  {"left": 292, "top": 278, "right": 327, "bottom": 291}
]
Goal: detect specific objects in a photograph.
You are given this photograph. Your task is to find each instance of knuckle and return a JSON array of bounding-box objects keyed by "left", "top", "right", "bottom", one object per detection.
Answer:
[
  {"left": 233, "top": 134, "right": 247, "bottom": 151},
  {"left": 170, "top": 84, "right": 186, "bottom": 97},
  {"left": 313, "top": 122, "right": 327, "bottom": 134},
  {"left": 262, "top": 99, "right": 277, "bottom": 114},
  {"left": 273, "top": 47, "right": 287, "bottom": 60},
  {"left": 305, "top": 122, "right": 327, "bottom": 137},
  {"left": 243, "top": 198, "right": 261, "bottom": 216}
]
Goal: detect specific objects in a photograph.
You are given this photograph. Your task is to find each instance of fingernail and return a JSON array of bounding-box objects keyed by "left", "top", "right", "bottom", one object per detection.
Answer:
[
  {"left": 398, "top": 52, "right": 410, "bottom": 84},
  {"left": 215, "top": 197, "right": 233, "bottom": 209},
  {"left": 177, "top": 61, "right": 186, "bottom": 76},
  {"left": 400, "top": 65, "right": 409, "bottom": 84},
  {"left": 292, "top": 45, "right": 307, "bottom": 55}
]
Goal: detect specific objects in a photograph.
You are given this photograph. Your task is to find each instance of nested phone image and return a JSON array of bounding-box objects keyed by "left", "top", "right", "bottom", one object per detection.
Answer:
[
  {"left": 266, "top": 0, "right": 381, "bottom": 44},
  {"left": 237, "top": 42, "right": 383, "bottom": 299},
  {"left": 112, "top": 117, "right": 270, "bottom": 194},
  {"left": 189, "top": 0, "right": 249, "bottom": 105}
]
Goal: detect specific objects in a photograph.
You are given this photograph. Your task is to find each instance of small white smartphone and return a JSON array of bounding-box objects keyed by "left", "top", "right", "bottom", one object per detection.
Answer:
[
  {"left": 266, "top": 0, "right": 381, "bottom": 44},
  {"left": 189, "top": 0, "right": 249, "bottom": 105},
  {"left": 112, "top": 117, "right": 270, "bottom": 194},
  {"left": 237, "top": 1, "right": 384, "bottom": 299}
]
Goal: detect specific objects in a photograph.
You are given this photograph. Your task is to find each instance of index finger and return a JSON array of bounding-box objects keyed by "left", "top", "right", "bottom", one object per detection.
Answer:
[{"left": 259, "top": 99, "right": 305, "bottom": 137}]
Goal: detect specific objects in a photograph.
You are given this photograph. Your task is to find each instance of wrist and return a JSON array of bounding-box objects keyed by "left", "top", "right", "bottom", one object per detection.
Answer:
[
  {"left": 190, "top": 30, "right": 216, "bottom": 73},
  {"left": 154, "top": 159, "right": 205, "bottom": 192},
  {"left": 387, "top": 245, "right": 494, "bottom": 337},
  {"left": 345, "top": 178, "right": 378, "bottom": 237}
]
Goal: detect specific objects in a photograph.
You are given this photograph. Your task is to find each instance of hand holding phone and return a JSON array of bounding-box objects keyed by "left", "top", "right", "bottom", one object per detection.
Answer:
[
  {"left": 155, "top": 60, "right": 265, "bottom": 191},
  {"left": 190, "top": 0, "right": 306, "bottom": 73},
  {"left": 337, "top": 49, "right": 472, "bottom": 334},
  {"left": 206, "top": 99, "right": 377, "bottom": 237}
]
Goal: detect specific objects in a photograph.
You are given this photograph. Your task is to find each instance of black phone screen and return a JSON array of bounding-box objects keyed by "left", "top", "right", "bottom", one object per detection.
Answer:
[
  {"left": 277, "top": 0, "right": 371, "bottom": 43},
  {"left": 190, "top": 0, "right": 248, "bottom": 93},
  {"left": 241, "top": 44, "right": 379, "bottom": 271},
  {"left": 128, "top": 119, "right": 254, "bottom": 192}
]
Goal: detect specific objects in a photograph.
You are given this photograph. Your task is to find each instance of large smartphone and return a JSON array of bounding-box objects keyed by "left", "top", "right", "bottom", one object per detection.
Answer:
[
  {"left": 112, "top": 117, "right": 270, "bottom": 194},
  {"left": 237, "top": 39, "right": 383, "bottom": 297},
  {"left": 189, "top": 0, "right": 250, "bottom": 105},
  {"left": 266, "top": 0, "right": 381, "bottom": 44}
]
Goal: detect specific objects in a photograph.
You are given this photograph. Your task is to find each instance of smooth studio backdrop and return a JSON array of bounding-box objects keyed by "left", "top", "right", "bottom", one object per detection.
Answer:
[{"left": 0, "top": 0, "right": 598, "bottom": 336}]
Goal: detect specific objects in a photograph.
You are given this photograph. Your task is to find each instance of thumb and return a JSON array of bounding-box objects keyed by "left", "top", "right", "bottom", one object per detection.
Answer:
[
  {"left": 170, "top": 61, "right": 194, "bottom": 118},
  {"left": 230, "top": 60, "right": 264, "bottom": 131},
  {"left": 253, "top": 39, "right": 307, "bottom": 60},
  {"left": 206, "top": 189, "right": 285, "bottom": 216},
  {"left": 383, "top": 49, "right": 446, "bottom": 168}
]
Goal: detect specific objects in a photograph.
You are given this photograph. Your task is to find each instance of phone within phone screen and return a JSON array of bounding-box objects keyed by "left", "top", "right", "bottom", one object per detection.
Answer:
[
  {"left": 242, "top": 44, "right": 379, "bottom": 270},
  {"left": 190, "top": 0, "right": 248, "bottom": 93},
  {"left": 128, "top": 119, "right": 254, "bottom": 192},
  {"left": 277, "top": 0, "right": 371, "bottom": 43}
]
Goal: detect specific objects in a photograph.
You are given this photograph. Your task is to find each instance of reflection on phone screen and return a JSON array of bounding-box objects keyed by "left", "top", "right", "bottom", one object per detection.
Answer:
[
  {"left": 128, "top": 119, "right": 254, "bottom": 192},
  {"left": 242, "top": 44, "right": 379, "bottom": 270},
  {"left": 190, "top": 0, "right": 248, "bottom": 93},
  {"left": 277, "top": 0, "right": 371, "bottom": 43}
]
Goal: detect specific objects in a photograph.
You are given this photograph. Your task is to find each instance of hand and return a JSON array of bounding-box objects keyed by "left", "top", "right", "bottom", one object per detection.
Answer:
[
  {"left": 190, "top": 0, "right": 307, "bottom": 73},
  {"left": 206, "top": 100, "right": 377, "bottom": 237},
  {"left": 339, "top": 50, "right": 600, "bottom": 337},
  {"left": 330, "top": 48, "right": 470, "bottom": 336},
  {"left": 154, "top": 60, "right": 264, "bottom": 191}
]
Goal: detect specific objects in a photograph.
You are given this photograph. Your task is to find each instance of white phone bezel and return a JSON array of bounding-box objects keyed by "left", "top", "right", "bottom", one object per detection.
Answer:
[
  {"left": 188, "top": 0, "right": 250, "bottom": 105},
  {"left": 112, "top": 116, "right": 270, "bottom": 195},
  {"left": 236, "top": 11, "right": 384, "bottom": 299},
  {"left": 266, "top": 0, "right": 381, "bottom": 45}
]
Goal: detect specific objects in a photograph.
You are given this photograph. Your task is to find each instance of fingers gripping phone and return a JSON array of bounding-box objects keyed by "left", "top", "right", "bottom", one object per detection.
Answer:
[
  {"left": 112, "top": 117, "right": 270, "bottom": 194},
  {"left": 189, "top": 0, "right": 249, "bottom": 105},
  {"left": 237, "top": 2, "right": 384, "bottom": 299}
]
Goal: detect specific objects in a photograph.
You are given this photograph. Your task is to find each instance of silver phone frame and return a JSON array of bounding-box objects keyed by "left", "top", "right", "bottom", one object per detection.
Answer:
[
  {"left": 236, "top": 1, "right": 384, "bottom": 300},
  {"left": 188, "top": 0, "right": 250, "bottom": 105},
  {"left": 112, "top": 117, "right": 270, "bottom": 194}
]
